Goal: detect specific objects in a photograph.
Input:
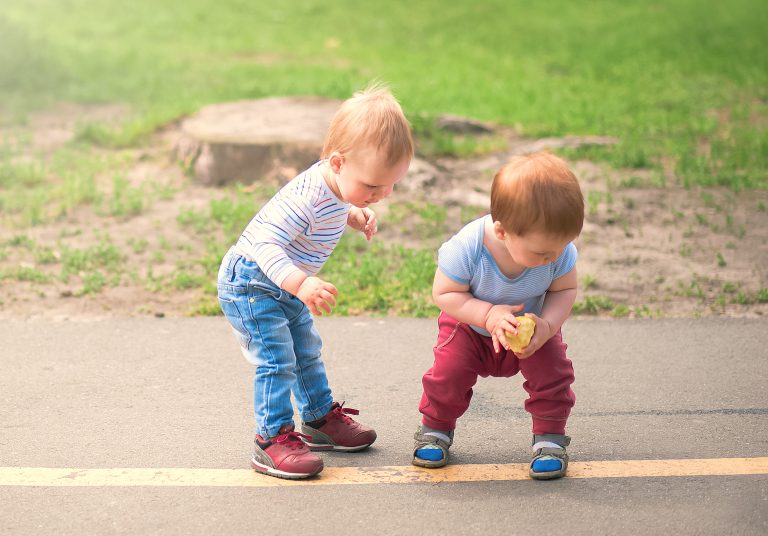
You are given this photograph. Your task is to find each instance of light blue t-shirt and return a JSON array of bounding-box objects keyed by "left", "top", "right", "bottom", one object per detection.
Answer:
[{"left": 438, "top": 215, "right": 577, "bottom": 335}]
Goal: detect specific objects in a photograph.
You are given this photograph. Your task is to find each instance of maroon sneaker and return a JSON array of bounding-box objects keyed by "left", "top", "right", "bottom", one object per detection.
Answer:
[
  {"left": 251, "top": 424, "right": 323, "bottom": 479},
  {"left": 300, "top": 402, "right": 377, "bottom": 452}
]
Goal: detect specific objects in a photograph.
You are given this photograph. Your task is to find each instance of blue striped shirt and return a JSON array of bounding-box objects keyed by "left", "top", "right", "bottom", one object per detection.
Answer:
[
  {"left": 438, "top": 215, "right": 577, "bottom": 335},
  {"left": 233, "top": 161, "right": 350, "bottom": 286}
]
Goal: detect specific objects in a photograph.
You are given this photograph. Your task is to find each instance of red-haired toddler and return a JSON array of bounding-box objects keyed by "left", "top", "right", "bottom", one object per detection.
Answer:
[{"left": 413, "top": 152, "right": 584, "bottom": 480}]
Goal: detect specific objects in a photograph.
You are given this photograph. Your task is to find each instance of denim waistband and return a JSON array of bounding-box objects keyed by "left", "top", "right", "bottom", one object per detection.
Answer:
[{"left": 219, "top": 247, "right": 278, "bottom": 290}]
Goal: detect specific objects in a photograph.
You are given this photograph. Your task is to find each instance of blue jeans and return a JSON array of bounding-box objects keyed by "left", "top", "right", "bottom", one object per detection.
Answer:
[{"left": 217, "top": 248, "right": 334, "bottom": 439}]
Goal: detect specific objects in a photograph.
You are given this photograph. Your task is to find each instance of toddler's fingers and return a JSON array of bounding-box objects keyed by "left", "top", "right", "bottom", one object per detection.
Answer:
[
  {"left": 317, "top": 298, "right": 332, "bottom": 315},
  {"left": 321, "top": 290, "right": 337, "bottom": 307},
  {"left": 500, "top": 319, "right": 517, "bottom": 336},
  {"left": 495, "top": 328, "right": 510, "bottom": 350},
  {"left": 491, "top": 334, "right": 500, "bottom": 353},
  {"left": 324, "top": 282, "right": 338, "bottom": 296}
]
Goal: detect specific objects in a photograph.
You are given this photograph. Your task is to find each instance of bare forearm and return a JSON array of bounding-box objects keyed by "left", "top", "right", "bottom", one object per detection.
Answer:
[
  {"left": 540, "top": 288, "right": 577, "bottom": 333},
  {"left": 434, "top": 291, "right": 493, "bottom": 329},
  {"left": 281, "top": 270, "right": 308, "bottom": 296}
]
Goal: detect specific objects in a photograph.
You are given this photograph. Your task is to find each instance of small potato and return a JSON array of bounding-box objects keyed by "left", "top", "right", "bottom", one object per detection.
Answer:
[{"left": 504, "top": 316, "right": 536, "bottom": 353}]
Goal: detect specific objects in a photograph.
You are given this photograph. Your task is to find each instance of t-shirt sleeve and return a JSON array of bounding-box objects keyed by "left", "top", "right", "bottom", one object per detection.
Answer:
[
  {"left": 437, "top": 222, "right": 481, "bottom": 285},
  {"left": 552, "top": 242, "right": 578, "bottom": 279}
]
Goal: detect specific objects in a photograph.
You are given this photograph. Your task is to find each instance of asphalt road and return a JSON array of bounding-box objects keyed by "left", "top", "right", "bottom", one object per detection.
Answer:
[{"left": 1, "top": 317, "right": 767, "bottom": 535}]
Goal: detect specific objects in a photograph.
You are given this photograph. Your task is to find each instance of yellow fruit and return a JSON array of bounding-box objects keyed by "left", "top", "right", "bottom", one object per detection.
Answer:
[{"left": 505, "top": 316, "right": 536, "bottom": 353}]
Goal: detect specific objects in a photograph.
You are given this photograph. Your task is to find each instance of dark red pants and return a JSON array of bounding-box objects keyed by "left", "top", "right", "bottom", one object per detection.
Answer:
[{"left": 419, "top": 312, "right": 576, "bottom": 435}]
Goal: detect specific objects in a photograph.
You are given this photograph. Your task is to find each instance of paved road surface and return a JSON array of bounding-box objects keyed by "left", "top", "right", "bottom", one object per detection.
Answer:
[{"left": 1, "top": 318, "right": 767, "bottom": 535}]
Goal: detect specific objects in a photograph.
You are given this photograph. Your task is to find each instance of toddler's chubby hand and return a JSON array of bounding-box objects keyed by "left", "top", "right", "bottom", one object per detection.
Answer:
[
  {"left": 348, "top": 207, "right": 378, "bottom": 241},
  {"left": 510, "top": 314, "right": 553, "bottom": 359},
  {"left": 484, "top": 303, "right": 525, "bottom": 354},
  {"left": 297, "top": 276, "right": 338, "bottom": 316}
]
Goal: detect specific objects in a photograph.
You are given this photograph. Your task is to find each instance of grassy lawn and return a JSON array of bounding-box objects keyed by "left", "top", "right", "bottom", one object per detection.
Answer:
[
  {"left": 1, "top": 1, "right": 766, "bottom": 318},
  {"left": 2, "top": 0, "right": 766, "bottom": 187}
]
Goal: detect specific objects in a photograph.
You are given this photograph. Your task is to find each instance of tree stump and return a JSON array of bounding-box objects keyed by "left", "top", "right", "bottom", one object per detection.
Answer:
[{"left": 173, "top": 97, "right": 342, "bottom": 186}]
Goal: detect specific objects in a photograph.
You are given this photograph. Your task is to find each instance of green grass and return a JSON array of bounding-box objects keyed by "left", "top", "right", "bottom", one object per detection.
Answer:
[
  {"left": 572, "top": 295, "right": 615, "bottom": 315},
  {"left": 1, "top": 1, "right": 766, "bottom": 317},
  {"left": 60, "top": 239, "right": 123, "bottom": 279},
  {"left": 1, "top": 0, "right": 766, "bottom": 187},
  {"left": 0, "top": 266, "right": 50, "bottom": 283},
  {"left": 0, "top": 143, "right": 143, "bottom": 227},
  {"left": 176, "top": 194, "right": 441, "bottom": 316},
  {"left": 172, "top": 189, "right": 442, "bottom": 316},
  {"left": 105, "top": 174, "right": 145, "bottom": 217},
  {"left": 410, "top": 114, "right": 507, "bottom": 158},
  {"left": 322, "top": 235, "right": 439, "bottom": 317}
]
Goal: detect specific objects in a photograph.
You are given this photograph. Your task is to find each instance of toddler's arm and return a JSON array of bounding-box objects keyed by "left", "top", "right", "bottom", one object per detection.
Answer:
[
  {"left": 539, "top": 267, "right": 578, "bottom": 335},
  {"left": 432, "top": 268, "right": 491, "bottom": 326},
  {"left": 282, "top": 272, "right": 338, "bottom": 316},
  {"left": 513, "top": 268, "right": 578, "bottom": 359},
  {"left": 248, "top": 193, "right": 317, "bottom": 287},
  {"left": 432, "top": 269, "right": 522, "bottom": 352}
]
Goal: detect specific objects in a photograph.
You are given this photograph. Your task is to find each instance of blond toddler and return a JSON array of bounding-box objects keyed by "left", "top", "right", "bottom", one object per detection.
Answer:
[{"left": 218, "top": 84, "right": 413, "bottom": 479}]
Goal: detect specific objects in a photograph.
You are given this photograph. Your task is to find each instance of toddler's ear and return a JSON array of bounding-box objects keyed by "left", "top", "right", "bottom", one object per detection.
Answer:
[
  {"left": 493, "top": 220, "right": 507, "bottom": 240},
  {"left": 328, "top": 153, "right": 344, "bottom": 173}
]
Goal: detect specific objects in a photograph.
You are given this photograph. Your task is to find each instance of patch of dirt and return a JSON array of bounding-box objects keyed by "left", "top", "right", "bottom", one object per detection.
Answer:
[
  {"left": 1, "top": 104, "right": 766, "bottom": 320},
  {"left": 5, "top": 102, "right": 129, "bottom": 156},
  {"left": 377, "top": 152, "right": 768, "bottom": 318}
]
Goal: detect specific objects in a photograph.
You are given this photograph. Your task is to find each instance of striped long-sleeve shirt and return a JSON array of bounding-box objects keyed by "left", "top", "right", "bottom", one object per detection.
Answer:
[{"left": 233, "top": 161, "right": 350, "bottom": 287}]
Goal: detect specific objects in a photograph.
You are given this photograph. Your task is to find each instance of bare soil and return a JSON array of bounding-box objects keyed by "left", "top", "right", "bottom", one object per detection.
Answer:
[{"left": 1, "top": 104, "right": 766, "bottom": 320}]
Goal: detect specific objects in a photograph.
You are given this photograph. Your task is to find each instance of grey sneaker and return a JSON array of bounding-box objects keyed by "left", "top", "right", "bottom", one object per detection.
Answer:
[
  {"left": 530, "top": 433, "right": 570, "bottom": 480},
  {"left": 412, "top": 425, "right": 453, "bottom": 468}
]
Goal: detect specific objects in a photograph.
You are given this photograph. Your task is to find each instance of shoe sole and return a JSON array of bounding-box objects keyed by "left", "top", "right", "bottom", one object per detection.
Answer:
[
  {"left": 411, "top": 456, "right": 448, "bottom": 469},
  {"left": 529, "top": 466, "right": 567, "bottom": 480},
  {"left": 250, "top": 458, "right": 323, "bottom": 480},
  {"left": 302, "top": 441, "right": 373, "bottom": 452}
]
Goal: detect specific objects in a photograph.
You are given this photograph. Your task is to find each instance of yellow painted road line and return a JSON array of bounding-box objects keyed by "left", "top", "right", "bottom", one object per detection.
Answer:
[{"left": 1, "top": 458, "right": 767, "bottom": 488}]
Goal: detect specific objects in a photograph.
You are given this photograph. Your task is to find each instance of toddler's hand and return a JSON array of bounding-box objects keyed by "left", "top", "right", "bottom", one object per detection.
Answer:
[
  {"left": 348, "top": 207, "right": 378, "bottom": 240},
  {"left": 297, "top": 276, "right": 338, "bottom": 316},
  {"left": 484, "top": 303, "right": 524, "bottom": 353},
  {"left": 512, "top": 314, "right": 553, "bottom": 359}
]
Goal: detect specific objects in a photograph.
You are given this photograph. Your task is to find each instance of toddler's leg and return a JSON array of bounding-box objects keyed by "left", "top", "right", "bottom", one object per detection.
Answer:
[
  {"left": 414, "top": 313, "right": 492, "bottom": 467},
  {"left": 290, "top": 300, "right": 376, "bottom": 452},
  {"left": 518, "top": 330, "right": 575, "bottom": 435},
  {"left": 220, "top": 290, "right": 298, "bottom": 439},
  {"left": 419, "top": 313, "right": 491, "bottom": 431},
  {"left": 289, "top": 305, "right": 333, "bottom": 423},
  {"left": 218, "top": 255, "right": 323, "bottom": 479},
  {"left": 518, "top": 331, "right": 575, "bottom": 480}
]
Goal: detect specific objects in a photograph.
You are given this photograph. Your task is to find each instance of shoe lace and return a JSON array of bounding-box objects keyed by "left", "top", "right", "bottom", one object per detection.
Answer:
[
  {"left": 273, "top": 430, "right": 311, "bottom": 450},
  {"left": 330, "top": 402, "right": 360, "bottom": 425}
]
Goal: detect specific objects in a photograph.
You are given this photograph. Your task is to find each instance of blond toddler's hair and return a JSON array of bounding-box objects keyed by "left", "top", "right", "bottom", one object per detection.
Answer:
[
  {"left": 321, "top": 82, "right": 414, "bottom": 166},
  {"left": 490, "top": 152, "right": 584, "bottom": 238}
]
